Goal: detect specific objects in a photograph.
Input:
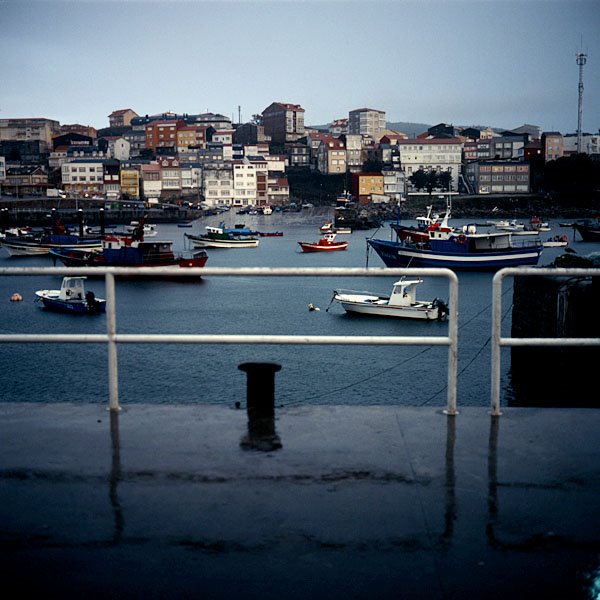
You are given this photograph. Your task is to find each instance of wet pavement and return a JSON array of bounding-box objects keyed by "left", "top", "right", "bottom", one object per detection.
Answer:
[{"left": 1, "top": 402, "right": 599, "bottom": 599}]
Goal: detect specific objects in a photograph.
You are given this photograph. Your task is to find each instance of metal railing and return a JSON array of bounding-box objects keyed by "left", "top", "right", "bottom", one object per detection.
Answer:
[
  {"left": 0, "top": 266, "right": 459, "bottom": 414},
  {"left": 491, "top": 267, "right": 600, "bottom": 416}
]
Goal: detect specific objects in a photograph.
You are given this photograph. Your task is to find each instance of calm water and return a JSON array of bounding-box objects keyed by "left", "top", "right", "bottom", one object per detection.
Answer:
[{"left": 0, "top": 210, "right": 591, "bottom": 409}]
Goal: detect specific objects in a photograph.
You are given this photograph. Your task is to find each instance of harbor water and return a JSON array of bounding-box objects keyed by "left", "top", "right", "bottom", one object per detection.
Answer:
[{"left": 0, "top": 210, "right": 593, "bottom": 409}]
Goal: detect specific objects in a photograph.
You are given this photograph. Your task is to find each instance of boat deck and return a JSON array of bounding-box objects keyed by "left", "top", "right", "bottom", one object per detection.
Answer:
[{"left": 1, "top": 402, "right": 599, "bottom": 599}]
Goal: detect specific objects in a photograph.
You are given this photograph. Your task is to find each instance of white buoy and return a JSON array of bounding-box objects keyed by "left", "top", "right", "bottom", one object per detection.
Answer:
[{"left": 10, "top": 293, "right": 23, "bottom": 302}]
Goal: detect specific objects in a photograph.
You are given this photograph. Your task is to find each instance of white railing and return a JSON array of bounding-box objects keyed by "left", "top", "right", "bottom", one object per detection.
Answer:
[
  {"left": 491, "top": 267, "right": 600, "bottom": 416},
  {"left": 0, "top": 266, "right": 459, "bottom": 414}
]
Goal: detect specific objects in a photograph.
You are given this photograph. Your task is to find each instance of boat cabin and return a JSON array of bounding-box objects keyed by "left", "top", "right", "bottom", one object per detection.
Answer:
[
  {"left": 389, "top": 279, "right": 423, "bottom": 307},
  {"left": 59, "top": 277, "right": 87, "bottom": 301}
]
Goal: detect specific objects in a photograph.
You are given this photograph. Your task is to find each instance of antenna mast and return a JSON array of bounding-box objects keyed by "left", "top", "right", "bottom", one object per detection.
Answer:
[{"left": 576, "top": 51, "right": 587, "bottom": 153}]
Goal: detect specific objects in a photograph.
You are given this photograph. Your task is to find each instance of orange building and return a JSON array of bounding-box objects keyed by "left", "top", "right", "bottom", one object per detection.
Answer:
[
  {"left": 352, "top": 172, "right": 384, "bottom": 203},
  {"left": 145, "top": 120, "right": 186, "bottom": 151}
]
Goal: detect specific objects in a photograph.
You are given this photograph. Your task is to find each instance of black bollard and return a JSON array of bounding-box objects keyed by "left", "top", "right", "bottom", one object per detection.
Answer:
[
  {"left": 238, "top": 362, "right": 282, "bottom": 451},
  {"left": 238, "top": 362, "right": 281, "bottom": 418}
]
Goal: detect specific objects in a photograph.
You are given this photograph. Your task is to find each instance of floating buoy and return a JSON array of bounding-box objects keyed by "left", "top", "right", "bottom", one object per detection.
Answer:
[
  {"left": 10, "top": 293, "right": 23, "bottom": 302},
  {"left": 308, "top": 303, "right": 320, "bottom": 312}
]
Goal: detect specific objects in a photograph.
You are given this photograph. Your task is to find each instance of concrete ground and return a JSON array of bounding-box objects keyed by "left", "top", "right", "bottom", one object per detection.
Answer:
[{"left": 1, "top": 403, "right": 599, "bottom": 599}]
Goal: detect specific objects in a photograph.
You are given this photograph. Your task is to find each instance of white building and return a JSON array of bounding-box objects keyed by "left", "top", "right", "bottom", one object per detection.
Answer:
[
  {"left": 232, "top": 159, "right": 257, "bottom": 206},
  {"left": 396, "top": 138, "right": 463, "bottom": 191},
  {"left": 61, "top": 159, "right": 105, "bottom": 195},
  {"left": 563, "top": 133, "right": 600, "bottom": 155},
  {"left": 203, "top": 166, "right": 233, "bottom": 207}
]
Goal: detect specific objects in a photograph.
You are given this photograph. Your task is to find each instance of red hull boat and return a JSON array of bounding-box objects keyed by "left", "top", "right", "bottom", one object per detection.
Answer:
[{"left": 298, "top": 233, "right": 348, "bottom": 253}]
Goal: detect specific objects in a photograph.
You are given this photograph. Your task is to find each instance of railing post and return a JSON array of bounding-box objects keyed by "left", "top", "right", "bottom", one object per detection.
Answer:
[
  {"left": 490, "top": 270, "right": 504, "bottom": 416},
  {"left": 444, "top": 272, "right": 459, "bottom": 415},
  {"left": 105, "top": 272, "right": 120, "bottom": 411}
]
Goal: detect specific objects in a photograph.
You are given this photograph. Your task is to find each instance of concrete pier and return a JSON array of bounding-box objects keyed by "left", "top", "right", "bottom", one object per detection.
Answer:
[{"left": 1, "top": 403, "right": 599, "bottom": 598}]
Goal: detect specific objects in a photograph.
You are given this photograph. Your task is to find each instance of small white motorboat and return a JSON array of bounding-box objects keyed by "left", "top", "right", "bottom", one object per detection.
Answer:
[
  {"left": 35, "top": 276, "right": 106, "bottom": 314},
  {"left": 330, "top": 279, "right": 448, "bottom": 320},
  {"left": 543, "top": 234, "right": 569, "bottom": 248}
]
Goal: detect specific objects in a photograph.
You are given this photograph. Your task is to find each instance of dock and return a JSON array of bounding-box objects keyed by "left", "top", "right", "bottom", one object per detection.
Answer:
[{"left": 1, "top": 402, "right": 599, "bottom": 598}]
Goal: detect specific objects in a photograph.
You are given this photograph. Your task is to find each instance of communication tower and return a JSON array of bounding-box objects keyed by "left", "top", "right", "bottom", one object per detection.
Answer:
[{"left": 576, "top": 52, "right": 587, "bottom": 153}]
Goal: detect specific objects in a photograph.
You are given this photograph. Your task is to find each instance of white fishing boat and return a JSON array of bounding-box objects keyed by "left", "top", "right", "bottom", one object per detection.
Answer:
[
  {"left": 330, "top": 279, "right": 448, "bottom": 320},
  {"left": 126, "top": 221, "right": 158, "bottom": 237},
  {"left": 35, "top": 277, "right": 106, "bottom": 314}
]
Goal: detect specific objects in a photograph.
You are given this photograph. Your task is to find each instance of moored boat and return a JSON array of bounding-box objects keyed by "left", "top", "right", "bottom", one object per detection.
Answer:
[
  {"left": 543, "top": 234, "right": 569, "bottom": 248},
  {"left": 368, "top": 211, "right": 543, "bottom": 270},
  {"left": 185, "top": 225, "right": 260, "bottom": 248},
  {"left": 573, "top": 218, "right": 600, "bottom": 242},
  {"left": 49, "top": 233, "right": 208, "bottom": 273},
  {"left": 298, "top": 233, "right": 349, "bottom": 253},
  {"left": 35, "top": 276, "right": 106, "bottom": 314},
  {"left": 330, "top": 279, "right": 448, "bottom": 320}
]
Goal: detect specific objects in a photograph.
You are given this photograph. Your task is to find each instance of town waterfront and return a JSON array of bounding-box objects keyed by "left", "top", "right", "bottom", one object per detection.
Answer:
[{"left": 0, "top": 209, "right": 594, "bottom": 409}]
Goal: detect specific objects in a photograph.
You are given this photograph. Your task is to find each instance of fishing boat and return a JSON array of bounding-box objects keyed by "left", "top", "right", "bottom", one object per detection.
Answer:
[
  {"left": 35, "top": 277, "right": 106, "bottom": 314},
  {"left": 298, "top": 233, "right": 349, "bottom": 253},
  {"left": 126, "top": 221, "right": 158, "bottom": 237},
  {"left": 257, "top": 231, "right": 284, "bottom": 237},
  {"left": 390, "top": 205, "right": 440, "bottom": 243},
  {"left": 184, "top": 225, "right": 259, "bottom": 248},
  {"left": 320, "top": 221, "right": 334, "bottom": 232},
  {"left": 573, "top": 218, "right": 600, "bottom": 242},
  {"left": 528, "top": 216, "right": 551, "bottom": 232},
  {"left": 1, "top": 211, "right": 102, "bottom": 256},
  {"left": 367, "top": 211, "right": 543, "bottom": 270},
  {"left": 330, "top": 279, "right": 448, "bottom": 321},
  {"left": 543, "top": 234, "right": 569, "bottom": 248},
  {"left": 49, "top": 232, "right": 208, "bottom": 272}
]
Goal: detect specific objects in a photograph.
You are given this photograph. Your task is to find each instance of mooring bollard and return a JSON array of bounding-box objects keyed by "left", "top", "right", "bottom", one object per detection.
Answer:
[
  {"left": 238, "top": 362, "right": 282, "bottom": 451},
  {"left": 238, "top": 362, "right": 282, "bottom": 417}
]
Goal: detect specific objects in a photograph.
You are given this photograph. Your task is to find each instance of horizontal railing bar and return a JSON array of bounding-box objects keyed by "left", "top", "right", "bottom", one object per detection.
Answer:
[
  {"left": 0, "top": 266, "right": 456, "bottom": 278},
  {"left": 500, "top": 337, "right": 600, "bottom": 347},
  {"left": 0, "top": 333, "right": 451, "bottom": 346}
]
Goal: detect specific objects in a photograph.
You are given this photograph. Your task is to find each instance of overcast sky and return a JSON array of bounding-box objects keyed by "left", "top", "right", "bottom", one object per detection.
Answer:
[{"left": 1, "top": 0, "right": 598, "bottom": 135}]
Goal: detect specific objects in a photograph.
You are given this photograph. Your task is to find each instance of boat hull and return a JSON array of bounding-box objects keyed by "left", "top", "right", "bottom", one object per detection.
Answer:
[
  {"left": 338, "top": 300, "right": 438, "bottom": 320},
  {"left": 185, "top": 233, "right": 259, "bottom": 248},
  {"left": 367, "top": 239, "right": 543, "bottom": 270},
  {"left": 574, "top": 224, "right": 600, "bottom": 242},
  {"left": 36, "top": 294, "right": 106, "bottom": 314},
  {"left": 298, "top": 242, "right": 348, "bottom": 252},
  {"left": 2, "top": 239, "right": 102, "bottom": 257}
]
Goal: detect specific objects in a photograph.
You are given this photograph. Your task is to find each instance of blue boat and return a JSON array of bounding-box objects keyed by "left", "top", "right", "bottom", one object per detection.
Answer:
[
  {"left": 368, "top": 212, "right": 544, "bottom": 271},
  {"left": 35, "top": 277, "right": 106, "bottom": 314}
]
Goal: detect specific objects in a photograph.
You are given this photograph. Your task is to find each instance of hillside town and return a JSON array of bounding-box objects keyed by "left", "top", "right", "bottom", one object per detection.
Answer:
[{"left": 0, "top": 104, "right": 599, "bottom": 211}]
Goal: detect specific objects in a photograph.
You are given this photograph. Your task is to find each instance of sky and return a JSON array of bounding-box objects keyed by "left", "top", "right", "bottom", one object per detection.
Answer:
[{"left": 1, "top": 0, "right": 599, "bottom": 135}]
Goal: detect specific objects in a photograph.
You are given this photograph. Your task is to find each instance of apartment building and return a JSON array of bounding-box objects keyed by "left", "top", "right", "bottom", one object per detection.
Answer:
[
  {"left": 212, "top": 130, "right": 235, "bottom": 160},
  {"left": 145, "top": 120, "right": 186, "bottom": 151},
  {"left": 329, "top": 119, "right": 348, "bottom": 136},
  {"left": 61, "top": 159, "right": 105, "bottom": 195},
  {"left": 140, "top": 163, "right": 162, "bottom": 199},
  {"left": 489, "top": 134, "right": 526, "bottom": 160},
  {"left": 396, "top": 138, "right": 463, "bottom": 191},
  {"left": 232, "top": 159, "right": 257, "bottom": 206},
  {"left": 352, "top": 172, "right": 385, "bottom": 203},
  {"left": 464, "top": 161, "right": 530, "bottom": 194},
  {"left": 108, "top": 109, "right": 138, "bottom": 128},
  {"left": 3, "top": 165, "right": 48, "bottom": 196},
  {"left": 541, "top": 132, "right": 564, "bottom": 162},
  {"left": 261, "top": 102, "right": 305, "bottom": 144},
  {"left": 158, "top": 157, "right": 181, "bottom": 195},
  {"left": 348, "top": 108, "right": 386, "bottom": 141},
  {"left": 382, "top": 169, "right": 405, "bottom": 201},
  {"left": 339, "top": 134, "right": 363, "bottom": 173},
  {"left": 234, "top": 123, "right": 271, "bottom": 145},
  {"left": 60, "top": 124, "right": 97, "bottom": 139},
  {"left": 0, "top": 118, "right": 60, "bottom": 148},
  {"left": 563, "top": 133, "right": 600, "bottom": 156},
  {"left": 317, "top": 137, "right": 346, "bottom": 174},
  {"left": 267, "top": 176, "right": 290, "bottom": 205},
  {"left": 177, "top": 124, "right": 208, "bottom": 153},
  {"left": 203, "top": 165, "right": 233, "bottom": 207},
  {"left": 120, "top": 168, "right": 140, "bottom": 199},
  {"left": 285, "top": 143, "right": 310, "bottom": 167}
]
